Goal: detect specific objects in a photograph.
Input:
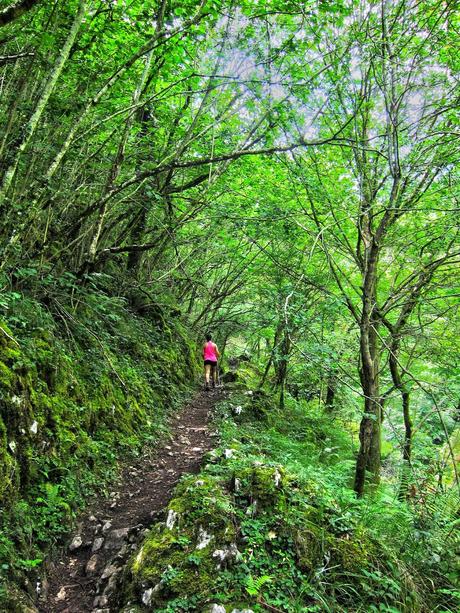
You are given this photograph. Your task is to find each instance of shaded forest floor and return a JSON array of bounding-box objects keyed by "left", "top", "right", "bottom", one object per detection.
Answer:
[{"left": 39, "top": 388, "right": 223, "bottom": 613}]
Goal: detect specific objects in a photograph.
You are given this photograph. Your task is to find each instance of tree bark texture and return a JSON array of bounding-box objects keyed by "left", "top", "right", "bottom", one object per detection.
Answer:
[
  {"left": 354, "top": 244, "right": 382, "bottom": 497},
  {"left": 0, "top": 0, "right": 86, "bottom": 210}
]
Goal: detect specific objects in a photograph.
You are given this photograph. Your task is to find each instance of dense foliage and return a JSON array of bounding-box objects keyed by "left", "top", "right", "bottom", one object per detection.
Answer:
[{"left": 0, "top": 0, "right": 458, "bottom": 610}]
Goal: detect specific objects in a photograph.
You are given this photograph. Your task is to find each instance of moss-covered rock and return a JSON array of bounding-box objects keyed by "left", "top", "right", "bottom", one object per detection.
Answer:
[
  {"left": 118, "top": 475, "right": 237, "bottom": 610},
  {"left": 0, "top": 412, "right": 17, "bottom": 500},
  {"left": 117, "top": 448, "right": 423, "bottom": 613}
]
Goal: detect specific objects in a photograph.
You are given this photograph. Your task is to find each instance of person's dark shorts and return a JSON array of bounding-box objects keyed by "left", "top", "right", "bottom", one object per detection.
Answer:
[{"left": 204, "top": 360, "right": 217, "bottom": 375}]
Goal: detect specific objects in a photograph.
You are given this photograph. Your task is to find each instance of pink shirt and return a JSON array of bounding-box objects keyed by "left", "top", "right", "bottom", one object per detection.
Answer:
[{"left": 203, "top": 341, "right": 218, "bottom": 362}]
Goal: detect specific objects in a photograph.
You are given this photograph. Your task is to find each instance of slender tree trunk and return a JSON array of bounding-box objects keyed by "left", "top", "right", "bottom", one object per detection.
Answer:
[
  {"left": 389, "top": 348, "right": 412, "bottom": 498},
  {"left": 127, "top": 205, "right": 148, "bottom": 272},
  {"left": 403, "top": 399, "right": 412, "bottom": 462},
  {"left": 259, "top": 323, "right": 282, "bottom": 389},
  {"left": 389, "top": 354, "right": 412, "bottom": 463},
  {"left": 275, "top": 327, "right": 290, "bottom": 410},
  {"left": 259, "top": 356, "right": 273, "bottom": 389},
  {"left": 0, "top": 0, "right": 86, "bottom": 209},
  {"left": 86, "top": 51, "right": 153, "bottom": 266},
  {"left": 354, "top": 246, "right": 381, "bottom": 496},
  {"left": 325, "top": 373, "right": 337, "bottom": 410},
  {"left": 186, "top": 285, "right": 197, "bottom": 315}
]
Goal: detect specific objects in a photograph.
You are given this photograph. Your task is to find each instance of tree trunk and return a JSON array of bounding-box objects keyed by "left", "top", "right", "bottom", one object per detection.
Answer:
[
  {"left": 390, "top": 357, "right": 412, "bottom": 463},
  {"left": 0, "top": 0, "right": 86, "bottom": 209},
  {"left": 325, "top": 374, "right": 337, "bottom": 410},
  {"left": 354, "top": 245, "right": 381, "bottom": 496},
  {"left": 389, "top": 349, "right": 412, "bottom": 497},
  {"left": 275, "top": 327, "right": 290, "bottom": 410},
  {"left": 127, "top": 205, "right": 148, "bottom": 272}
]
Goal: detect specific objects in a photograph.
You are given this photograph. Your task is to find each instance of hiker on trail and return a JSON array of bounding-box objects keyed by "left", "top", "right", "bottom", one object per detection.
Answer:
[{"left": 203, "top": 333, "right": 220, "bottom": 390}]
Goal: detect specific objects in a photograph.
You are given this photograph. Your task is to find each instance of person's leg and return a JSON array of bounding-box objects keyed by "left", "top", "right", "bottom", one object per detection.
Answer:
[
  {"left": 204, "top": 362, "right": 211, "bottom": 389},
  {"left": 211, "top": 362, "right": 217, "bottom": 387}
]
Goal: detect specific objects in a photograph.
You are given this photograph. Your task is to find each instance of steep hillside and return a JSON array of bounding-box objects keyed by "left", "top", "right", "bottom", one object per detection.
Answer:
[{"left": 0, "top": 281, "right": 197, "bottom": 610}]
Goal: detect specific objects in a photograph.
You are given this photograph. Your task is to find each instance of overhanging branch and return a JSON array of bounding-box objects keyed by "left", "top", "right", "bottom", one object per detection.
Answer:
[{"left": 0, "top": 0, "right": 41, "bottom": 27}]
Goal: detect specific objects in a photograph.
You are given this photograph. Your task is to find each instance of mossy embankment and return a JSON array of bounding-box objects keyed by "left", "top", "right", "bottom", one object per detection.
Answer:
[
  {"left": 116, "top": 381, "right": 459, "bottom": 612},
  {"left": 0, "top": 281, "right": 198, "bottom": 610}
]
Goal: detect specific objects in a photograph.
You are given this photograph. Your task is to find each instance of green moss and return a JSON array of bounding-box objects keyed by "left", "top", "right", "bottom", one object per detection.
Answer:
[
  {"left": 236, "top": 464, "right": 286, "bottom": 505},
  {"left": 0, "top": 584, "right": 37, "bottom": 613},
  {"left": 0, "top": 292, "right": 200, "bottom": 605},
  {"left": 0, "top": 415, "right": 17, "bottom": 500},
  {"left": 0, "top": 360, "right": 15, "bottom": 389},
  {"left": 294, "top": 533, "right": 325, "bottom": 573},
  {"left": 1, "top": 346, "right": 21, "bottom": 361},
  {"left": 119, "top": 444, "right": 421, "bottom": 613}
]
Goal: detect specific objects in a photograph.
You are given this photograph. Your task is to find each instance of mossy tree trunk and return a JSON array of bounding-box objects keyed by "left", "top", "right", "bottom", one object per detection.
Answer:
[{"left": 0, "top": 0, "right": 87, "bottom": 211}]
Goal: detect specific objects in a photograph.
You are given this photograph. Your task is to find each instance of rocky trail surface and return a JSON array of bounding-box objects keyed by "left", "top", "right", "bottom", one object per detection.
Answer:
[{"left": 39, "top": 389, "right": 223, "bottom": 613}]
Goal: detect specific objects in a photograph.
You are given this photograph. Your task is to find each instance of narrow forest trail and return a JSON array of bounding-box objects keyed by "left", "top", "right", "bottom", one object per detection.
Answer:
[{"left": 39, "top": 389, "right": 223, "bottom": 613}]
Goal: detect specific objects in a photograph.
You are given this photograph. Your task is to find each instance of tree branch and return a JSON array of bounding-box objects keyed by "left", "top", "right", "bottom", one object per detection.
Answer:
[{"left": 0, "top": 0, "right": 41, "bottom": 27}]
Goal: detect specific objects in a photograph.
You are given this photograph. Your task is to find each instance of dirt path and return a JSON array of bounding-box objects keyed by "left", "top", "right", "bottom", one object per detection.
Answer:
[{"left": 39, "top": 389, "right": 223, "bottom": 613}]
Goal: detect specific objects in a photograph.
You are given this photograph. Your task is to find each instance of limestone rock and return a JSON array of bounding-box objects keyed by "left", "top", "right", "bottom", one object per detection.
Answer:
[
  {"left": 112, "top": 528, "right": 130, "bottom": 539},
  {"left": 93, "top": 595, "right": 109, "bottom": 608},
  {"left": 209, "top": 606, "right": 226, "bottom": 613},
  {"left": 212, "top": 543, "right": 242, "bottom": 569},
  {"left": 101, "top": 563, "right": 119, "bottom": 580},
  {"left": 56, "top": 587, "right": 66, "bottom": 601},
  {"left": 196, "top": 526, "right": 213, "bottom": 550},
  {"left": 69, "top": 535, "right": 82, "bottom": 551},
  {"left": 92, "top": 537, "right": 104, "bottom": 552},
  {"left": 166, "top": 509, "right": 178, "bottom": 529},
  {"left": 103, "top": 573, "right": 120, "bottom": 597},
  {"left": 245, "top": 500, "right": 258, "bottom": 517},
  {"left": 104, "top": 526, "right": 130, "bottom": 549},
  {"left": 142, "top": 588, "right": 153, "bottom": 606},
  {"left": 85, "top": 554, "right": 99, "bottom": 575}
]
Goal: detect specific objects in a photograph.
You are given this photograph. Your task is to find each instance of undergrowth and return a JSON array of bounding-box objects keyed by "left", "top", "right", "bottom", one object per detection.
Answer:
[{"left": 118, "top": 384, "right": 459, "bottom": 612}]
